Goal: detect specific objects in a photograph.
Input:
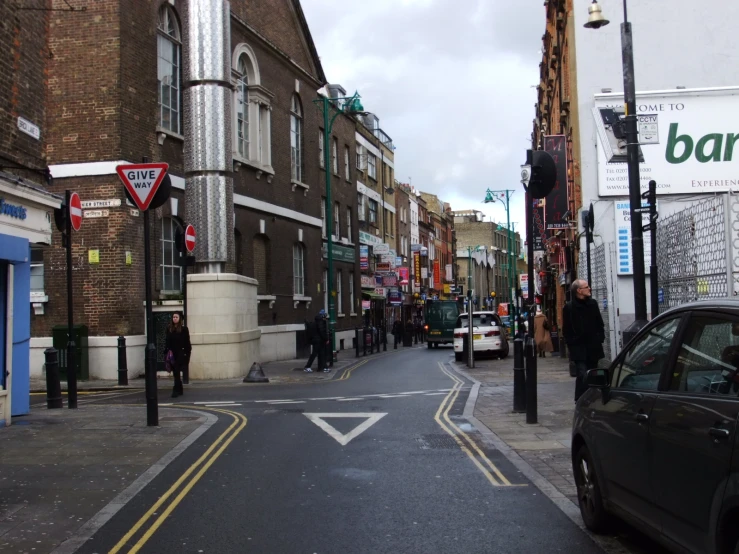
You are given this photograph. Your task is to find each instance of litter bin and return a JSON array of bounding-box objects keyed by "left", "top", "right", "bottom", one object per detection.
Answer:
[{"left": 51, "top": 325, "right": 89, "bottom": 380}]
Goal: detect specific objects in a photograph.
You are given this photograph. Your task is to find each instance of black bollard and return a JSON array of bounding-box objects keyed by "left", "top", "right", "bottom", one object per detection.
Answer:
[
  {"left": 117, "top": 336, "right": 128, "bottom": 386},
  {"left": 525, "top": 336, "right": 538, "bottom": 424},
  {"left": 383, "top": 328, "right": 387, "bottom": 352},
  {"left": 355, "top": 328, "right": 360, "bottom": 358},
  {"left": 513, "top": 338, "right": 526, "bottom": 413},
  {"left": 363, "top": 328, "right": 368, "bottom": 356},
  {"left": 45, "top": 347, "right": 63, "bottom": 409}
]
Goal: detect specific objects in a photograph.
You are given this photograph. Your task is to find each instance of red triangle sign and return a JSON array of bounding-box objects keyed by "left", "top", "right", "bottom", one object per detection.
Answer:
[{"left": 115, "top": 163, "right": 169, "bottom": 211}]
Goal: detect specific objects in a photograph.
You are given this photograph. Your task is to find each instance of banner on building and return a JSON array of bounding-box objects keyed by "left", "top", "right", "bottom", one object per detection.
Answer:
[
  {"left": 361, "top": 275, "right": 375, "bottom": 288},
  {"left": 360, "top": 245, "right": 369, "bottom": 270},
  {"left": 520, "top": 274, "right": 529, "bottom": 299},
  {"left": 377, "top": 262, "right": 391, "bottom": 272},
  {"left": 398, "top": 267, "right": 409, "bottom": 285},
  {"left": 445, "top": 264, "right": 452, "bottom": 282},
  {"left": 433, "top": 260, "right": 440, "bottom": 284},
  {"left": 532, "top": 198, "right": 547, "bottom": 251},
  {"left": 443, "top": 284, "right": 451, "bottom": 295},
  {"left": 614, "top": 200, "right": 655, "bottom": 275},
  {"left": 413, "top": 252, "right": 421, "bottom": 286},
  {"left": 382, "top": 274, "right": 397, "bottom": 287},
  {"left": 388, "top": 290, "right": 402, "bottom": 306},
  {"left": 421, "top": 267, "right": 428, "bottom": 279},
  {"left": 544, "top": 135, "right": 569, "bottom": 230}
]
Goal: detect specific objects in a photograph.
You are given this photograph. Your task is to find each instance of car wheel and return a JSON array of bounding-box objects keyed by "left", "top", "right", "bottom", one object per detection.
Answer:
[
  {"left": 499, "top": 342, "right": 510, "bottom": 359},
  {"left": 573, "top": 444, "right": 610, "bottom": 533},
  {"left": 454, "top": 352, "right": 463, "bottom": 362}
]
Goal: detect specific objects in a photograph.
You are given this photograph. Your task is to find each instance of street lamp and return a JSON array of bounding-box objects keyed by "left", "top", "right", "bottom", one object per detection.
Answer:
[
  {"left": 466, "top": 245, "right": 485, "bottom": 368},
  {"left": 484, "top": 188, "right": 516, "bottom": 335},
  {"left": 314, "top": 91, "right": 366, "bottom": 362},
  {"left": 584, "top": 0, "right": 648, "bottom": 341}
]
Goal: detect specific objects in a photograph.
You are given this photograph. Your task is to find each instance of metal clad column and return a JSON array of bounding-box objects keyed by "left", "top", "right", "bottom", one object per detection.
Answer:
[{"left": 183, "top": 0, "right": 233, "bottom": 273}]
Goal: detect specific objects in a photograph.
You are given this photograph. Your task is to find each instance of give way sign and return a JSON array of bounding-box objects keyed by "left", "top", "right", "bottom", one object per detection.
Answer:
[{"left": 115, "top": 163, "right": 169, "bottom": 211}]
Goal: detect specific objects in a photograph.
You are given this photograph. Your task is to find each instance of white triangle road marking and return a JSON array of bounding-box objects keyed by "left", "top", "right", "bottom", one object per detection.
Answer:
[{"left": 304, "top": 413, "right": 387, "bottom": 446}]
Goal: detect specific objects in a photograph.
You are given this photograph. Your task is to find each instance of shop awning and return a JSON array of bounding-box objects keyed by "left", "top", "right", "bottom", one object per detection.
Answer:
[{"left": 362, "top": 291, "right": 386, "bottom": 300}]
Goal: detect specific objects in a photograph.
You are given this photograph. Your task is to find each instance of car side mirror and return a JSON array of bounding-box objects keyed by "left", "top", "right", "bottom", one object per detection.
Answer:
[{"left": 585, "top": 368, "right": 609, "bottom": 389}]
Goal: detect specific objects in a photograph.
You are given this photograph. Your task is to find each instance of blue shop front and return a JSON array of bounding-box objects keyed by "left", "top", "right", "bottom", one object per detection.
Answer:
[{"left": 0, "top": 175, "right": 61, "bottom": 427}]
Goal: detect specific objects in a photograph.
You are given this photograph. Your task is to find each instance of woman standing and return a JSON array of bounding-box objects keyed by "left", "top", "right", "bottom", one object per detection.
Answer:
[
  {"left": 165, "top": 312, "right": 191, "bottom": 398},
  {"left": 534, "top": 309, "right": 554, "bottom": 358}
]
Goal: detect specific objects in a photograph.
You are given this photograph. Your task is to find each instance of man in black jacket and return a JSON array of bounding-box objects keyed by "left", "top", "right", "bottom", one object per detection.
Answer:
[
  {"left": 305, "top": 309, "right": 330, "bottom": 373},
  {"left": 562, "top": 279, "right": 605, "bottom": 401}
]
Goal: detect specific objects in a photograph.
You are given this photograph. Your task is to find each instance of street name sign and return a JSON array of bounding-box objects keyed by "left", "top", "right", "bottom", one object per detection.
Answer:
[{"left": 115, "top": 163, "right": 169, "bottom": 211}]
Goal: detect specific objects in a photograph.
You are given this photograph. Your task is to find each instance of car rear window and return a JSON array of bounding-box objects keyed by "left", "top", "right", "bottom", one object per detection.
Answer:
[{"left": 456, "top": 314, "right": 498, "bottom": 328}]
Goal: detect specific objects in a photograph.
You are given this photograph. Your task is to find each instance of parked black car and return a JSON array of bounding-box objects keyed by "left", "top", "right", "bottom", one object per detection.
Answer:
[{"left": 572, "top": 301, "right": 739, "bottom": 554}]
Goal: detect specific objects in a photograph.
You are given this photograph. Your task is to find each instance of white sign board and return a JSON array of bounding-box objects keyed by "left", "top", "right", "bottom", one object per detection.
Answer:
[
  {"left": 373, "top": 243, "right": 390, "bottom": 255},
  {"left": 81, "top": 199, "right": 121, "bottom": 209},
  {"left": 17, "top": 116, "right": 40, "bottom": 140},
  {"left": 614, "top": 200, "right": 656, "bottom": 275},
  {"left": 596, "top": 88, "right": 739, "bottom": 196},
  {"left": 84, "top": 209, "right": 109, "bottom": 218},
  {"left": 519, "top": 274, "right": 529, "bottom": 299},
  {"left": 638, "top": 114, "right": 659, "bottom": 144}
]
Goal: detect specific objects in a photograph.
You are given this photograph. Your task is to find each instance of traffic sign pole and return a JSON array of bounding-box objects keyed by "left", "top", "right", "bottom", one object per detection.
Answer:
[
  {"left": 182, "top": 224, "right": 195, "bottom": 385},
  {"left": 65, "top": 190, "right": 78, "bottom": 409}
]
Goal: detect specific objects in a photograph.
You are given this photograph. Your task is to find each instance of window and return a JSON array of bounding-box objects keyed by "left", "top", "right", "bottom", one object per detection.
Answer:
[
  {"left": 319, "top": 131, "right": 325, "bottom": 168},
  {"left": 357, "top": 193, "right": 365, "bottom": 221},
  {"left": 368, "top": 154, "right": 377, "bottom": 179},
  {"left": 356, "top": 145, "right": 363, "bottom": 170},
  {"left": 293, "top": 243, "right": 305, "bottom": 296},
  {"left": 613, "top": 317, "right": 681, "bottom": 390},
  {"left": 346, "top": 207, "right": 352, "bottom": 240},
  {"left": 344, "top": 146, "right": 350, "bottom": 180},
  {"left": 333, "top": 202, "right": 340, "bottom": 239},
  {"left": 157, "top": 6, "right": 181, "bottom": 134},
  {"left": 670, "top": 315, "right": 739, "bottom": 395},
  {"left": 161, "top": 217, "right": 183, "bottom": 292},
  {"left": 30, "top": 246, "right": 44, "bottom": 294},
  {"left": 349, "top": 272, "right": 355, "bottom": 314},
  {"left": 257, "top": 103, "right": 271, "bottom": 165},
  {"left": 321, "top": 197, "right": 327, "bottom": 238},
  {"left": 290, "top": 95, "right": 302, "bottom": 182},
  {"left": 337, "top": 270, "right": 343, "bottom": 314},
  {"left": 235, "top": 58, "right": 249, "bottom": 157},
  {"left": 253, "top": 235, "right": 270, "bottom": 294},
  {"left": 234, "top": 230, "right": 243, "bottom": 275},
  {"left": 332, "top": 137, "right": 338, "bottom": 175},
  {"left": 368, "top": 199, "right": 378, "bottom": 224}
]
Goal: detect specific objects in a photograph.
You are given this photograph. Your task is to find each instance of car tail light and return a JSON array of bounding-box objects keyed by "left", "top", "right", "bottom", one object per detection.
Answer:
[
  {"left": 484, "top": 330, "right": 500, "bottom": 337},
  {"left": 454, "top": 332, "right": 465, "bottom": 338},
  {"left": 424, "top": 325, "right": 428, "bottom": 330}
]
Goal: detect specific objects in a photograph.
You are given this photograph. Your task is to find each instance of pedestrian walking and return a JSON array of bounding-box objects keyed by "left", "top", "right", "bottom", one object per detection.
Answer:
[
  {"left": 165, "top": 312, "right": 191, "bottom": 398},
  {"left": 533, "top": 309, "right": 554, "bottom": 358},
  {"left": 392, "top": 319, "right": 402, "bottom": 348},
  {"left": 414, "top": 317, "right": 423, "bottom": 343},
  {"left": 563, "top": 279, "right": 605, "bottom": 401},
  {"left": 305, "top": 309, "right": 330, "bottom": 373}
]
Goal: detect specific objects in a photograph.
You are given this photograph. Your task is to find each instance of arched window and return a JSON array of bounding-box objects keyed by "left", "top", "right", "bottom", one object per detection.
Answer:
[
  {"left": 157, "top": 6, "right": 181, "bottom": 134},
  {"left": 293, "top": 243, "right": 305, "bottom": 296},
  {"left": 253, "top": 235, "right": 271, "bottom": 294},
  {"left": 161, "top": 216, "right": 184, "bottom": 292},
  {"left": 290, "top": 94, "right": 302, "bottom": 182},
  {"left": 235, "top": 58, "right": 249, "bottom": 157}
]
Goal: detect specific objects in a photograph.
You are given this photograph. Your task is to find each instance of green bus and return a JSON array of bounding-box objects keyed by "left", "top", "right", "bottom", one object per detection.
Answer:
[{"left": 425, "top": 299, "right": 461, "bottom": 348}]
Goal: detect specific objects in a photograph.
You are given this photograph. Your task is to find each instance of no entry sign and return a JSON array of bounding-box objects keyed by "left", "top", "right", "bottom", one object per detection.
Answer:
[
  {"left": 69, "top": 192, "right": 82, "bottom": 231},
  {"left": 184, "top": 224, "right": 196, "bottom": 253},
  {"left": 115, "top": 163, "right": 169, "bottom": 211}
]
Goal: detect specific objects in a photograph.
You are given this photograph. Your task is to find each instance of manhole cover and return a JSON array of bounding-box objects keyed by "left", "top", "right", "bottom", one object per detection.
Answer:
[
  {"left": 416, "top": 434, "right": 459, "bottom": 449},
  {"left": 160, "top": 416, "right": 199, "bottom": 422}
]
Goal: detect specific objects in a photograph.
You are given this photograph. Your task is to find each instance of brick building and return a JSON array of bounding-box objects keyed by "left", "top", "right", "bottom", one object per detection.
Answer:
[
  {"left": 532, "top": 0, "right": 578, "bottom": 349},
  {"left": 394, "top": 183, "right": 413, "bottom": 319},
  {"left": 29, "top": 0, "right": 363, "bottom": 377},
  {"left": 0, "top": 0, "right": 62, "bottom": 423}
]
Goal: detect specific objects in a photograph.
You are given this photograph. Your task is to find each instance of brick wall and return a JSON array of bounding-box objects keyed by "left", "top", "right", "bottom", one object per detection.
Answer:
[{"left": 0, "top": 1, "right": 51, "bottom": 175}]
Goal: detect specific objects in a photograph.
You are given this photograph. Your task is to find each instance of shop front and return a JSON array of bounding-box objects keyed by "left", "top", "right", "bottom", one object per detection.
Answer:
[{"left": 0, "top": 176, "right": 61, "bottom": 426}]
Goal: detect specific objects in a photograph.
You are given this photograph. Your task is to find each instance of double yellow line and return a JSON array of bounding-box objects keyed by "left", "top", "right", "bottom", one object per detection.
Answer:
[
  {"left": 435, "top": 362, "right": 516, "bottom": 487},
  {"left": 110, "top": 406, "right": 247, "bottom": 554},
  {"left": 337, "top": 359, "right": 367, "bottom": 381}
]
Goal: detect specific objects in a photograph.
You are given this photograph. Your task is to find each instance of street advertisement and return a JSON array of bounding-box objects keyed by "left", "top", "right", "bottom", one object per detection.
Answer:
[
  {"left": 388, "top": 290, "right": 402, "bottom": 305},
  {"left": 361, "top": 275, "right": 375, "bottom": 288},
  {"left": 443, "top": 284, "right": 451, "bottom": 295},
  {"left": 374, "top": 243, "right": 390, "bottom": 255},
  {"left": 445, "top": 264, "right": 453, "bottom": 282},
  {"left": 360, "top": 245, "right": 369, "bottom": 270},
  {"left": 377, "top": 262, "right": 391, "bottom": 271},
  {"left": 398, "top": 267, "right": 409, "bottom": 285},
  {"left": 433, "top": 260, "right": 440, "bottom": 284},
  {"left": 421, "top": 267, "right": 428, "bottom": 279},
  {"left": 614, "top": 200, "right": 655, "bottom": 275},
  {"left": 362, "top": 300, "right": 371, "bottom": 310},
  {"left": 413, "top": 252, "right": 421, "bottom": 286},
  {"left": 382, "top": 274, "right": 397, "bottom": 287},
  {"left": 374, "top": 287, "right": 386, "bottom": 296},
  {"left": 532, "top": 198, "right": 546, "bottom": 251},
  {"left": 544, "top": 135, "right": 569, "bottom": 229},
  {"left": 595, "top": 88, "right": 739, "bottom": 196},
  {"left": 520, "top": 274, "right": 529, "bottom": 299}
]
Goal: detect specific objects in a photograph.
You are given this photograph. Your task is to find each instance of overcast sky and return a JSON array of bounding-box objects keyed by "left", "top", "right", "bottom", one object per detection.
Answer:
[{"left": 301, "top": 0, "right": 545, "bottom": 240}]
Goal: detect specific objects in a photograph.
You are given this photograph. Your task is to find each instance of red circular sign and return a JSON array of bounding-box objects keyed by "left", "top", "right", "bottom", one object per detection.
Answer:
[
  {"left": 69, "top": 192, "right": 82, "bottom": 232},
  {"left": 184, "top": 224, "right": 196, "bottom": 253}
]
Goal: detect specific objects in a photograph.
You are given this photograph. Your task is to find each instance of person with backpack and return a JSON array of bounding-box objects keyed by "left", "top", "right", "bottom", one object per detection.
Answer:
[{"left": 305, "top": 309, "right": 330, "bottom": 373}]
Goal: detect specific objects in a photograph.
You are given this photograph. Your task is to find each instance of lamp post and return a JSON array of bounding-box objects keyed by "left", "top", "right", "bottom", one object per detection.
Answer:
[
  {"left": 584, "top": 0, "right": 648, "bottom": 341},
  {"left": 484, "top": 189, "right": 516, "bottom": 335},
  {"left": 314, "top": 91, "right": 366, "bottom": 362},
  {"left": 467, "top": 245, "right": 484, "bottom": 368}
]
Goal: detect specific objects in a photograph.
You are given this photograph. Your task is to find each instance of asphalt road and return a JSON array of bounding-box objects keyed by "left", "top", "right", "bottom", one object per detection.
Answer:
[{"left": 72, "top": 347, "right": 661, "bottom": 554}]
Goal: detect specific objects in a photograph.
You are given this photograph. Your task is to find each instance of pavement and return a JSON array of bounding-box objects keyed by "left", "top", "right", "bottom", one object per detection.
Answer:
[{"left": 453, "top": 352, "right": 580, "bottom": 504}]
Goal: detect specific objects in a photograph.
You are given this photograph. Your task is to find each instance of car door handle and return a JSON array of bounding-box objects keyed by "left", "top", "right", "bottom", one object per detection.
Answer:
[
  {"left": 709, "top": 428, "right": 731, "bottom": 439},
  {"left": 635, "top": 413, "right": 649, "bottom": 423}
]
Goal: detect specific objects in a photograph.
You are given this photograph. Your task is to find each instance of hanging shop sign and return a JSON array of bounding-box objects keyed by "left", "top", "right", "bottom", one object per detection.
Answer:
[
  {"left": 398, "top": 267, "right": 409, "bottom": 285},
  {"left": 544, "top": 135, "right": 569, "bottom": 230},
  {"left": 360, "top": 245, "right": 369, "bottom": 270},
  {"left": 433, "top": 260, "right": 441, "bottom": 284},
  {"left": 361, "top": 275, "right": 375, "bottom": 288},
  {"left": 388, "top": 290, "right": 402, "bottom": 305},
  {"left": 413, "top": 252, "right": 421, "bottom": 287}
]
